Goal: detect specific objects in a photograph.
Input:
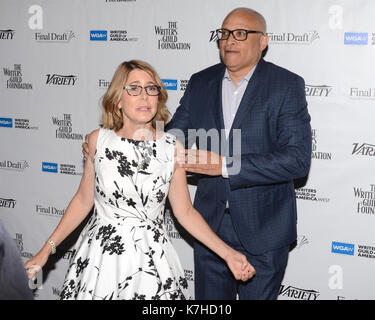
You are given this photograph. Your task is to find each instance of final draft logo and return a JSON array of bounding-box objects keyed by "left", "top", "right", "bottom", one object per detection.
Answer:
[
  {"left": 3, "top": 64, "right": 32, "bottom": 89},
  {"left": 349, "top": 87, "right": 375, "bottom": 100},
  {"left": 155, "top": 21, "right": 191, "bottom": 50},
  {"left": 279, "top": 284, "right": 320, "bottom": 300},
  {"left": 0, "top": 160, "right": 29, "bottom": 171},
  {"left": 35, "top": 30, "right": 75, "bottom": 42},
  {"left": 268, "top": 30, "right": 319, "bottom": 45}
]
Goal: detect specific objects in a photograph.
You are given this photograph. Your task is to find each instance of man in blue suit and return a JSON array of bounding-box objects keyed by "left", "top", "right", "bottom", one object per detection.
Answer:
[{"left": 167, "top": 7, "right": 312, "bottom": 299}]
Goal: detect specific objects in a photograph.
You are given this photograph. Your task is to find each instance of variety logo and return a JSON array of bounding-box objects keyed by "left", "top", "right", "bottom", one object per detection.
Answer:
[
  {"left": 268, "top": 30, "right": 319, "bottom": 45},
  {"left": 352, "top": 143, "right": 375, "bottom": 157},
  {"left": 0, "top": 117, "right": 13, "bottom": 128},
  {"left": 0, "top": 29, "right": 15, "bottom": 40},
  {"left": 35, "top": 31, "right": 75, "bottom": 42},
  {"left": 279, "top": 284, "right": 320, "bottom": 300},
  {"left": 344, "top": 32, "right": 368, "bottom": 45},
  {"left": 305, "top": 85, "right": 333, "bottom": 97},
  {"left": 331, "top": 241, "right": 355, "bottom": 256},
  {"left": 42, "top": 162, "right": 58, "bottom": 173},
  {"left": 46, "top": 74, "right": 77, "bottom": 86},
  {"left": 0, "top": 197, "right": 16, "bottom": 208},
  {"left": 90, "top": 30, "right": 107, "bottom": 41},
  {"left": 162, "top": 79, "right": 178, "bottom": 91}
]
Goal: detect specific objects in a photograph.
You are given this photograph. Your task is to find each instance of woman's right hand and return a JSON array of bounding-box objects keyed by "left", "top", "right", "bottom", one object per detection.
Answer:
[{"left": 24, "top": 247, "right": 50, "bottom": 280}]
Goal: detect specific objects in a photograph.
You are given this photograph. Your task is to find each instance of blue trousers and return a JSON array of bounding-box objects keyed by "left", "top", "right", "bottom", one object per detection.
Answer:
[{"left": 194, "top": 213, "right": 290, "bottom": 300}]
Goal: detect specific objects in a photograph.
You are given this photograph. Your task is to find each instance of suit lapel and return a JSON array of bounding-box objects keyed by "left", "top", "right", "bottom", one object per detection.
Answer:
[
  {"left": 228, "top": 59, "right": 266, "bottom": 141},
  {"left": 208, "top": 66, "right": 226, "bottom": 132}
]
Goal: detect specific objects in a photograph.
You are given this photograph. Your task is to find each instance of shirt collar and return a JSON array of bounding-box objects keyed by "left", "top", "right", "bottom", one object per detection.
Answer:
[{"left": 223, "top": 64, "right": 257, "bottom": 84}]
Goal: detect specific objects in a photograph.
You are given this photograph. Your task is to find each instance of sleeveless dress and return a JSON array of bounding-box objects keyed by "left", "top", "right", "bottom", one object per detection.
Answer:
[{"left": 60, "top": 128, "right": 191, "bottom": 300}]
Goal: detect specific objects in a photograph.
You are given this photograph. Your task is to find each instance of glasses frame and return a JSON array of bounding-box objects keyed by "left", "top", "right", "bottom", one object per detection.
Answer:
[
  {"left": 216, "top": 28, "right": 264, "bottom": 41},
  {"left": 123, "top": 84, "right": 161, "bottom": 96}
]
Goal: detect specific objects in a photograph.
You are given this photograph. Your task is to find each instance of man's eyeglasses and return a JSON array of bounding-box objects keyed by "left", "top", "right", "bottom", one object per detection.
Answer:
[
  {"left": 216, "top": 28, "right": 264, "bottom": 41},
  {"left": 124, "top": 85, "right": 161, "bottom": 96}
]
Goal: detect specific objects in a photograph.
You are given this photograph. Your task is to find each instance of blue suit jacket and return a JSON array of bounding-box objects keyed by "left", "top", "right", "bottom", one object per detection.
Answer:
[{"left": 166, "top": 58, "right": 312, "bottom": 255}]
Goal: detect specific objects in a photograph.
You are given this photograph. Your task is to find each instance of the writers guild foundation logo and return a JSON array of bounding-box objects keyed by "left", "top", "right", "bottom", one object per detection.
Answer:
[
  {"left": 155, "top": 21, "right": 191, "bottom": 50},
  {"left": 3, "top": 64, "right": 32, "bottom": 89},
  {"left": 35, "top": 30, "right": 75, "bottom": 42},
  {"left": 354, "top": 184, "right": 375, "bottom": 215},
  {"left": 279, "top": 284, "right": 320, "bottom": 300},
  {"left": 352, "top": 143, "right": 375, "bottom": 156},
  {"left": 52, "top": 113, "right": 83, "bottom": 140},
  {"left": 0, "top": 29, "right": 15, "bottom": 40},
  {"left": 164, "top": 209, "right": 182, "bottom": 240},
  {"left": 312, "top": 129, "right": 332, "bottom": 160},
  {"left": 13, "top": 233, "right": 33, "bottom": 259},
  {"left": 46, "top": 74, "right": 77, "bottom": 86}
]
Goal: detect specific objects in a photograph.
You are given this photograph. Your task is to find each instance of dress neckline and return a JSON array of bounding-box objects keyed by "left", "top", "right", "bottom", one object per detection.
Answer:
[{"left": 111, "top": 128, "right": 164, "bottom": 143}]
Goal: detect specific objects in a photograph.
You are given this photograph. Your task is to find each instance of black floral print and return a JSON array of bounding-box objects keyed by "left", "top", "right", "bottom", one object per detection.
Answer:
[{"left": 60, "top": 129, "right": 191, "bottom": 300}]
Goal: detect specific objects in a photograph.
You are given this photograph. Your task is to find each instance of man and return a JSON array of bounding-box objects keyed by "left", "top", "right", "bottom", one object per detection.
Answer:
[
  {"left": 84, "top": 8, "right": 311, "bottom": 299},
  {"left": 166, "top": 7, "right": 311, "bottom": 300}
]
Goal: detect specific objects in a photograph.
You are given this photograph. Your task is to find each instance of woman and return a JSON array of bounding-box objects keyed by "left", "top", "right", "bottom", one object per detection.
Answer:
[{"left": 25, "top": 60, "right": 255, "bottom": 300}]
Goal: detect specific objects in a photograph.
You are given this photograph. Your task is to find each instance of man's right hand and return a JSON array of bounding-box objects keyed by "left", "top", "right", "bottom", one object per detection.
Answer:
[{"left": 82, "top": 134, "right": 90, "bottom": 160}]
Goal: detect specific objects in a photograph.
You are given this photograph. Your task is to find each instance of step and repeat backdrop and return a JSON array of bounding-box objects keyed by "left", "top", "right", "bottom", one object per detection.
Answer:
[{"left": 1, "top": 0, "right": 374, "bottom": 300}]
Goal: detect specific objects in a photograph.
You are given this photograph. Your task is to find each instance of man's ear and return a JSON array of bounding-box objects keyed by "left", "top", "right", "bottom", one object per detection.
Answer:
[{"left": 260, "top": 34, "right": 269, "bottom": 51}]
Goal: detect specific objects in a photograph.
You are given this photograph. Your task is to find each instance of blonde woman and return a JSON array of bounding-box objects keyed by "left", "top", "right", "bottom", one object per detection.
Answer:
[{"left": 25, "top": 60, "right": 255, "bottom": 300}]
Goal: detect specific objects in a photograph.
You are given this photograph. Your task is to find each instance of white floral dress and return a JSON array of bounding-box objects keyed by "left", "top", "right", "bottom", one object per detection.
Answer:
[{"left": 60, "top": 128, "right": 191, "bottom": 300}]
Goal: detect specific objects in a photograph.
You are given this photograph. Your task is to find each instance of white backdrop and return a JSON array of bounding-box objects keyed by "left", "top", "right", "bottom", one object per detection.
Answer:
[{"left": 1, "top": 0, "right": 374, "bottom": 300}]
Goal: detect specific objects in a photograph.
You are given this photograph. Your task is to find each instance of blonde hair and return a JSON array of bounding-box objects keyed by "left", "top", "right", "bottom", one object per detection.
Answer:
[{"left": 101, "top": 60, "right": 169, "bottom": 131}]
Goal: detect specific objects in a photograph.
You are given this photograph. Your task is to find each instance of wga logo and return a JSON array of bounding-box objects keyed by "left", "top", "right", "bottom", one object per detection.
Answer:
[
  {"left": 344, "top": 32, "right": 368, "bottom": 45},
  {"left": 352, "top": 143, "right": 375, "bottom": 156},
  {"left": 162, "top": 79, "right": 178, "bottom": 90},
  {"left": 46, "top": 74, "right": 77, "bottom": 86},
  {"left": 331, "top": 241, "right": 355, "bottom": 256}
]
